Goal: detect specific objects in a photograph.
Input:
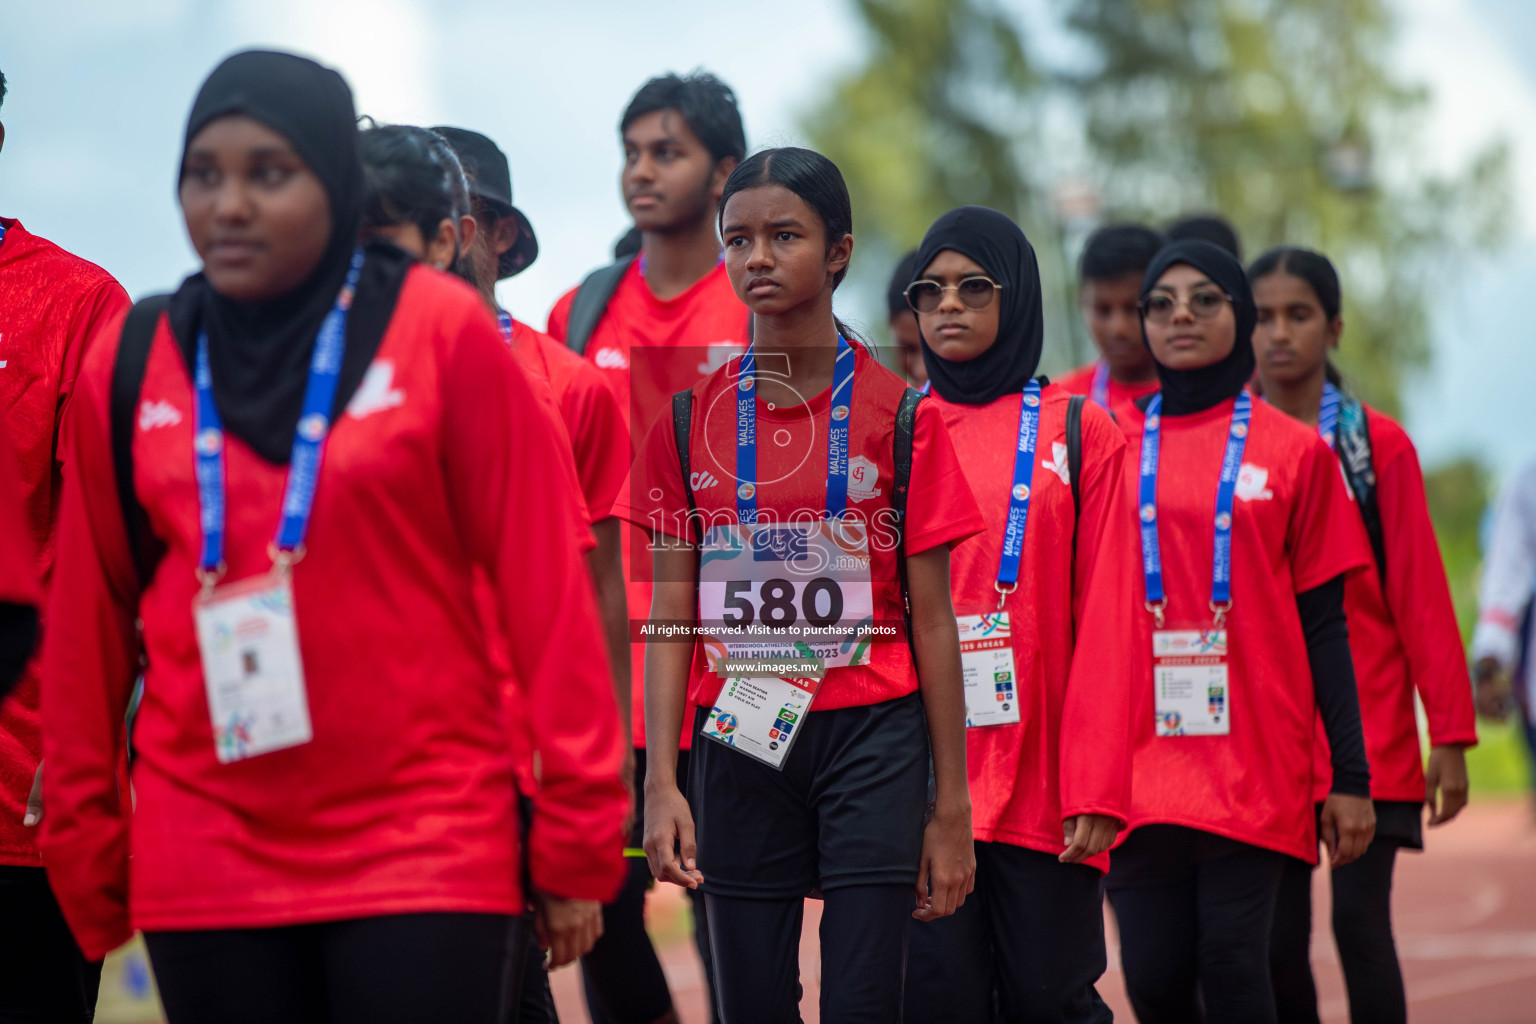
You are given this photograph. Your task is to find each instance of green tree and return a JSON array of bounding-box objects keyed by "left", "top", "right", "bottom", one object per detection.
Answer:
[
  {"left": 1061, "top": 0, "right": 1509, "bottom": 414},
  {"left": 805, "top": 0, "right": 1511, "bottom": 411}
]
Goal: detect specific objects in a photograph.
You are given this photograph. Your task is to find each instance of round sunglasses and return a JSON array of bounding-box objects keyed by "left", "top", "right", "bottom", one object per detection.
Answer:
[{"left": 904, "top": 275, "right": 1004, "bottom": 314}]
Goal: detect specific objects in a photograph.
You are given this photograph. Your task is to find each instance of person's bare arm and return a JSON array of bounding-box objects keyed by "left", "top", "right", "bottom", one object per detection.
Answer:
[
  {"left": 642, "top": 542, "right": 703, "bottom": 889},
  {"left": 906, "top": 544, "right": 975, "bottom": 921}
]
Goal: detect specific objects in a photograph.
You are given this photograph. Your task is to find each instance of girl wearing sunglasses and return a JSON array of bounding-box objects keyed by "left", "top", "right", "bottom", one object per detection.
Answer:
[
  {"left": 1251, "top": 247, "right": 1475, "bottom": 1024},
  {"left": 1075, "top": 239, "right": 1377, "bottom": 1024},
  {"left": 900, "top": 207, "right": 1137, "bottom": 1024}
]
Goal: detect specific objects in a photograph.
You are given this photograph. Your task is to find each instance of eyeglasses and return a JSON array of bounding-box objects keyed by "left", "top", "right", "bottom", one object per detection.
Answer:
[
  {"left": 1139, "top": 288, "right": 1233, "bottom": 325},
  {"left": 904, "top": 276, "right": 1004, "bottom": 314}
]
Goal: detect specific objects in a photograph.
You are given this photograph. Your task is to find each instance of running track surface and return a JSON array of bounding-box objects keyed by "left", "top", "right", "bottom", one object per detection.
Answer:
[{"left": 546, "top": 797, "right": 1536, "bottom": 1024}]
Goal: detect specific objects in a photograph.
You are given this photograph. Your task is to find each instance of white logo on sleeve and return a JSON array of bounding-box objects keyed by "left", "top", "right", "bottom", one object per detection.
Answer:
[
  {"left": 594, "top": 347, "right": 629, "bottom": 370},
  {"left": 1235, "top": 463, "right": 1274, "bottom": 502},
  {"left": 137, "top": 400, "right": 183, "bottom": 432},
  {"left": 848, "top": 455, "right": 882, "bottom": 502},
  {"left": 346, "top": 360, "right": 406, "bottom": 419},
  {"left": 1042, "top": 442, "right": 1071, "bottom": 486},
  {"left": 690, "top": 470, "right": 720, "bottom": 491}
]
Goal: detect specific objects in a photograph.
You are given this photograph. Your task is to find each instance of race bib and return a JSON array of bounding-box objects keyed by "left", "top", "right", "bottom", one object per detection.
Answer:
[
  {"left": 698, "top": 520, "right": 875, "bottom": 671},
  {"left": 193, "top": 573, "right": 313, "bottom": 763},
  {"left": 957, "top": 612, "right": 1020, "bottom": 727},
  {"left": 1152, "top": 629, "right": 1229, "bottom": 736},
  {"left": 701, "top": 674, "right": 819, "bottom": 770}
]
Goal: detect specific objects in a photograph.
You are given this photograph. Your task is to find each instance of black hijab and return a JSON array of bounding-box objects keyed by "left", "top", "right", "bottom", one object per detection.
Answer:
[
  {"left": 1139, "top": 239, "right": 1256, "bottom": 416},
  {"left": 912, "top": 206, "right": 1043, "bottom": 406},
  {"left": 168, "top": 50, "right": 411, "bottom": 464}
]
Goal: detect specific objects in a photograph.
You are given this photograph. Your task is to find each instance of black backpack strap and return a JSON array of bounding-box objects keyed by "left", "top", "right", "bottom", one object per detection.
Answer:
[
  {"left": 672, "top": 389, "right": 700, "bottom": 544},
  {"left": 893, "top": 387, "right": 924, "bottom": 646},
  {"left": 1335, "top": 394, "right": 1387, "bottom": 587},
  {"left": 112, "top": 295, "right": 170, "bottom": 590},
  {"left": 1066, "top": 395, "right": 1085, "bottom": 518},
  {"left": 566, "top": 257, "right": 636, "bottom": 357}
]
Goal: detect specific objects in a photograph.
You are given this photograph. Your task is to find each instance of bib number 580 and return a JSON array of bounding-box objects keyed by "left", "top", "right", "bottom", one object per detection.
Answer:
[{"left": 722, "top": 578, "right": 844, "bottom": 628}]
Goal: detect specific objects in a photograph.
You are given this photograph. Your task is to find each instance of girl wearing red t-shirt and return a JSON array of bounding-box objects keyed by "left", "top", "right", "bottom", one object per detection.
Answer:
[
  {"left": 1251, "top": 247, "right": 1477, "bottom": 1024},
  {"left": 897, "top": 206, "right": 1135, "bottom": 1023},
  {"left": 618, "top": 147, "right": 985, "bottom": 1022},
  {"left": 1081, "top": 240, "right": 1377, "bottom": 1024},
  {"left": 39, "top": 52, "right": 627, "bottom": 1023}
]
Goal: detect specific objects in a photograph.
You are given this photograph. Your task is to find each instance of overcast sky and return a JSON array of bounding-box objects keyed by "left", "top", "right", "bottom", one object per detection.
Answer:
[{"left": 3, "top": 0, "right": 1533, "bottom": 478}]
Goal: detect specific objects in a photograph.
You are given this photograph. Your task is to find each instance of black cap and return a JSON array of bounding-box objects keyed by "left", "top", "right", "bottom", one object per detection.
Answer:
[{"left": 431, "top": 126, "right": 539, "bottom": 279}]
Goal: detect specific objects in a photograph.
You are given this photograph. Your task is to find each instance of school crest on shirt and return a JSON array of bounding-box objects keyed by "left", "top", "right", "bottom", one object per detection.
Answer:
[
  {"left": 848, "top": 455, "right": 881, "bottom": 502},
  {"left": 1235, "top": 463, "right": 1274, "bottom": 502}
]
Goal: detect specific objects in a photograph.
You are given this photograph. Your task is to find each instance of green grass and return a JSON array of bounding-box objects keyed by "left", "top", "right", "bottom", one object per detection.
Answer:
[{"left": 1466, "top": 718, "right": 1535, "bottom": 798}]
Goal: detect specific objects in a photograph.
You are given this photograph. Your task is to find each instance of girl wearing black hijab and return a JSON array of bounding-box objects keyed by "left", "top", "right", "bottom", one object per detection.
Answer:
[
  {"left": 900, "top": 207, "right": 1136, "bottom": 1024},
  {"left": 1074, "top": 239, "right": 1377, "bottom": 1024},
  {"left": 38, "top": 51, "right": 628, "bottom": 1023}
]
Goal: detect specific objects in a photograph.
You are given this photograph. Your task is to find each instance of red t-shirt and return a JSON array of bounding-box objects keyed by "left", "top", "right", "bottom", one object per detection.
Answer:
[
  {"left": 1085, "top": 396, "right": 1371, "bottom": 864},
  {"left": 614, "top": 343, "right": 985, "bottom": 720},
  {"left": 0, "top": 218, "right": 129, "bottom": 865},
  {"left": 1310, "top": 407, "right": 1478, "bottom": 801},
  {"left": 549, "top": 257, "right": 751, "bottom": 747},
  {"left": 1056, "top": 361, "right": 1160, "bottom": 423},
  {"left": 932, "top": 385, "right": 1137, "bottom": 872},
  {"left": 506, "top": 316, "right": 627, "bottom": 521},
  {"left": 0, "top": 419, "right": 40, "bottom": 609},
  {"left": 40, "top": 267, "right": 627, "bottom": 959}
]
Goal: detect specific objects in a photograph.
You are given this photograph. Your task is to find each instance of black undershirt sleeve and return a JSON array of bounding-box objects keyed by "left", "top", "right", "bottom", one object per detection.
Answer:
[
  {"left": 1296, "top": 575, "right": 1371, "bottom": 798},
  {"left": 0, "top": 603, "right": 39, "bottom": 701}
]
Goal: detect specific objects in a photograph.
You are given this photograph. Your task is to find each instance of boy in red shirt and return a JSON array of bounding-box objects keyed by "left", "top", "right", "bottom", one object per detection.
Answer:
[
  {"left": 0, "top": 64, "right": 131, "bottom": 1021},
  {"left": 547, "top": 72, "right": 750, "bottom": 1024},
  {"left": 1057, "top": 224, "right": 1163, "bottom": 418}
]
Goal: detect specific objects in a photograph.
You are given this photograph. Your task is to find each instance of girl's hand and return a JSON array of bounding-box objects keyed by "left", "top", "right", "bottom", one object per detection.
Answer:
[
  {"left": 1319, "top": 793, "right": 1375, "bottom": 867},
  {"left": 912, "top": 803, "right": 975, "bottom": 921},
  {"left": 1059, "top": 813, "right": 1118, "bottom": 864},
  {"left": 531, "top": 892, "right": 603, "bottom": 969},
  {"left": 1425, "top": 744, "right": 1470, "bottom": 826},
  {"left": 643, "top": 782, "right": 704, "bottom": 889}
]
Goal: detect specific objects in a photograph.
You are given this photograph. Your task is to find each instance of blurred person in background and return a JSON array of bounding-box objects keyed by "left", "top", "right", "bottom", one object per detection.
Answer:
[
  {"left": 1251, "top": 246, "right": 1476, "bottom": 1024},
  {"left": 1473, "top": 457, "right": 1536, "bottom": 807},
  {"left": 0, "top": 62, "right": 131, "bottom": 1024},
  {"left": 1165, "top": 213, "right": 1243, "bottom": 260},
  {"left": 39, "top": 51, "right": 627, "bottom": 1022},
  {"left": 438, "top": 123, "right": 635, "bottom": 1024},
  {"left": 546, "top": 70, "right": 752, "bottom": 1024},
  {"left": 1057, "top": 224, "right": 1163, "bottom": 419},
  {"left": 886, "top": 248, "right": 925, "bottom": 387},
  {"left": 359, "top": 123, "right": 476, "bottom": 274}
]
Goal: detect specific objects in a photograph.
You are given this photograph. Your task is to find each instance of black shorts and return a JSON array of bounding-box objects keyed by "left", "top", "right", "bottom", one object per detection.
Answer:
[{"left": 689, "top": 691, "right": 929, "bottom": 900}]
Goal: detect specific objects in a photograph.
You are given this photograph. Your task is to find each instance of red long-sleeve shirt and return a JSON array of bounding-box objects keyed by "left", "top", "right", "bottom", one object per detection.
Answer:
[
  {"left": 41, "top": 268, "right": 627, "bottom": 959},
  {"left": 0, "top": 218, "right": 129, "bottom": 865},
  {"left": 931, "top": 385, "right": 1136, "bottom": 872},
  {"left": 1312, "top": 407, "right": 1477, "bottom": 801}
]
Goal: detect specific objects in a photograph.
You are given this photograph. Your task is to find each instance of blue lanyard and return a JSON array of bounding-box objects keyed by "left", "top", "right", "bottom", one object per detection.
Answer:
[
  {"left": 918, "top": 379, "right": 931, "bottom": 395},
  {"left": 194, "top": 248, "right": 365, "bottom": 580},
  {"left": 1090, "top": 360, "right": 1110, "bottom": 409},
  {"left": 497, "top": 309, "right": 513, "bottom": 344},
  {"left": 1317, "top": 382, "right": 1340, "bottom": 450},
  {"left": 1137, "top": 390, "right": 1252, "bottom": 626},
  {"left": 995, "top": 380, "right": 1042, "bottom": 603},
  {"left": 735, "top": 335, "right": 855, "bottom": 523}
]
